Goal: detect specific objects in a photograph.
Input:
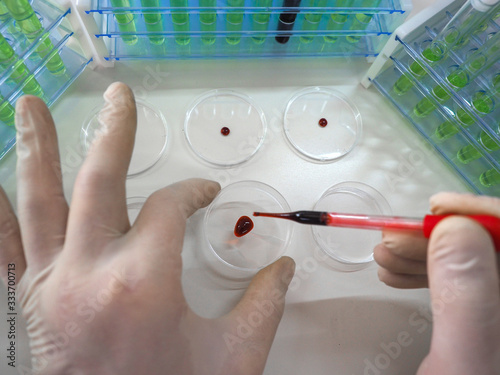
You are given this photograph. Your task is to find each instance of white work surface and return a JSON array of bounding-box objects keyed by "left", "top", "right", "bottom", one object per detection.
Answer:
[{"left": 0, "top": 1, "right": 472, "bottom": 373}]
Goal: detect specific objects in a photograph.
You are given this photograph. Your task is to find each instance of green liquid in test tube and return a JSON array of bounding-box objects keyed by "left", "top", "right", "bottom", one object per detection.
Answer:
[
  {"left": 300, "top": 0, "right": 326, "bottom": 44},
  {"left": 393, "top": 1, "right": 500, "bottom": 96},
  {"left": 3, "top": 0, "right": 66, "bottom": 75},
  {"left": 170, "top": 0, "right": 190, "bottom": 46},
  {"left": 480, "top": 168, "right": 500, "bottom": 187},
  {"left": 226, "top": 0, "right": 244, "bottom": 46},
  {"left": 0, "top": 95, "right": 15, "bottom": 126},
  {"left": 323, "top": 0, "right": 349, "bottom": 44},
  {"left": 110, "top": 0, "right": 138, "bottom": 45},
  {"left": 393, "top": 44, "right": 447, "bottom": 96},
  {"left": 435, "top": 73, "right": 500, "bottom": 142},
  {"left": 141, "top": 0, "right": 165, "bottom": 45},
  {"left": 200, "top": 0, "right": 216, "bottom": 46},
  {"left": 251, "top": 0, "right": 272, "bottom": 45},
  {"left": 413, "top": 32, "right": 500, "bottom": 118},
  {"left": 0, "top": 0, "right": 11, "bottom": 24},
  {"left": 345, "top": 0, "right": 381, "bottom": 44},
  {"left": 457, "top": 124, "right": 500, "bottom": 164},
  {"left": 0, "top": 32, "right": 44, "bottom": 97}
]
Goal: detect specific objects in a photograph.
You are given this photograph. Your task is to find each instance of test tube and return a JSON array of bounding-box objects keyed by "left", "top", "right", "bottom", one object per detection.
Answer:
[
  {"left": 413, "top": 32, "right": 500, "bottom": 118},
  {"left": 345, "top": 0, "right": 381, "bottom": 45},
  {"left": 300, "top": 0, "right": 326, "bottom": 44},
  {"left": 457, "top": 123, "right": 500, "bottom": 164},
  {"left": 141, "top": 0, "right": 164, "bottom": 45},
  {"left": 393, "top": 0, "right": 500, "bottom": 96},
  {"left": 110, "top": 0, "right": 139, "bottom": 45},
  {"left": 0, "top": 0, "right": 11, "bottom": 24},
  {"left": 275, "top": 0, "right": 302, "bottom": 44},
  {"left": 0, "top": 94, "right": 15, "bottom": 126},
  {"left": 199, "top": 0, "right": 216, "bottom": 46},
  {"left": 0, "top": 32, "right": 44, "bottom": 97},
  {"left": 226, "top": 0, "right": 244, "bottom": 45},
  {"left": 170, "top": 0, "right": 190, "bottom": 46},
  {"left": 323, "top": 0, "right": 349, "bottom": 45},
  {"left": 3, "top": 0, "right": 66, "bottom": 75},
  {"left": 251, "top": 0, "right": 273, "bottom": 45},
  {"left": 479, "top": 167, "right": 500, "bottom": 187},
  {"left": 434, "top": 73, "right": 500, "bottom": 141}
]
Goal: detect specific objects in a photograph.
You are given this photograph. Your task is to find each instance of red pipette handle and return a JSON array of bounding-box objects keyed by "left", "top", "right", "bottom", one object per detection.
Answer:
[{"left": 423, "top": 215, "right": 500, "bottom": 252}]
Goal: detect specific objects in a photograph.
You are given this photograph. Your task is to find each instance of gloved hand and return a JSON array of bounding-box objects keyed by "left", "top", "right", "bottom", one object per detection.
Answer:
[
  {"left": 0, "top": 82, "right": 296, "bottom": 375},
  {"left": 374, "top": 192, "right": 500, "bottom": 374}
]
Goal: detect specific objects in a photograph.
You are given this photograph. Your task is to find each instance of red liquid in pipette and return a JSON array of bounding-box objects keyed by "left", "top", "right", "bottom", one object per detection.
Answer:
[
  {"left": 253, "top": 211, "right": 500, "bottom": 251},
  {"left": 325, "top": 213, "right": 424, "bottom": 231}
]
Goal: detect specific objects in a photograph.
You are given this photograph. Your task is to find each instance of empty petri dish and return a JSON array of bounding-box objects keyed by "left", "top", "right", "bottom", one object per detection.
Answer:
[
  {"left": 184, "top": 90, "right": 267, "bottom": 167},
  {"left": 81, "top": 99, "right": 168, "bottom": 178},
  {"left": 203, "top": 181, "right": 292, "bottom": 283},
  {"left": 312, "top": 182, "right": 391, "bottom": 271},
  {"left": 127, "top": 196, "right": 146, "bottom": 224},
  {"left": 284, "top": 87, "right": 362, "bottom": 162}
]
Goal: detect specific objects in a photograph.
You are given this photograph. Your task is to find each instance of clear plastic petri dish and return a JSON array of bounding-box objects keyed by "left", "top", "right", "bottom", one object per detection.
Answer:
[
  {"left": 312, "top": 182, "right": 391, "bottom": 271},
  {"left": 127, "top": 196, "right": 146, "bottom": 224},
  {"left": 81, "top": 99, "right": 168, "bottom": 178},
  {"left": 184, "top": 90, "right": 267, "bottom": 167},
  {"left": 284, "top": 87, "right": 362, "bottom": 162},
  {"left": 203, "top": 181, "right": 292, "bottom": 283}
]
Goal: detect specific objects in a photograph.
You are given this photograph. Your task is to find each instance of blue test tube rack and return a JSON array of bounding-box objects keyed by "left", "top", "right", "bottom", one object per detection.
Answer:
[
  {"left": 363, "top": 0, "right": 500, "bottom": 196},
  {"left": 0, "top": 0, "right": 92, "bottom": 161},
  {"left": 86, "top": 0, "right": 413, "bottom": 60}
]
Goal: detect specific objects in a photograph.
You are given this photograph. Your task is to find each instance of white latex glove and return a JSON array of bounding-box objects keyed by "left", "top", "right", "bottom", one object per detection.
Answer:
[
  {"left": 374, "top": 192, "right": 500, "bottom": 374},
  {"left": 0, "top": 82, "right": 296, "bottom": 375}
]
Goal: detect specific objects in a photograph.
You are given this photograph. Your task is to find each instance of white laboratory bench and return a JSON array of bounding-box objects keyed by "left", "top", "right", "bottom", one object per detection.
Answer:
[{"left": 0, "top": 1, "right": 472, "bottom": 373}]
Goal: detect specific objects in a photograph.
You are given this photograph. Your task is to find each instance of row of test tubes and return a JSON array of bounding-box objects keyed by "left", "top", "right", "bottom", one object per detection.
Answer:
[
  {"left": 0, "top": 0, "right": 67, "bottom": 126},
  {"left": 91, "top": 0, "right": 411, "bottom": 58},
  {"left": 0, "top": 0, "right": 93, "bottom": 163},
  {"left": 369, "top": 0, "right": 500, "bottom": 194}
]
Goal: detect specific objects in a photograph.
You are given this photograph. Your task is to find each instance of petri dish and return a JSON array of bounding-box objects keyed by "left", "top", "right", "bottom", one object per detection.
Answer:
[
  {"left": 203, "top": 181, "right": 292, "bottom": 283},
  {"left": 81, "top": 99, "right": 168, "bottom": 178},
  {"left": 284, "top": 87, "right": 362, "bottom": 162},
  {"left": 184, "top": 90, "right": 267, "bottom": 167},
  {"left": 312, "top": 182, "right": 391, "bottom": 271},
  {"left": 127, "top": 196, "right": 146, "bottom": 224}
]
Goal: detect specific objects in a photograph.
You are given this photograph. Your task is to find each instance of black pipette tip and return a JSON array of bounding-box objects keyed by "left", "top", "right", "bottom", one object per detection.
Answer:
[{"left": 253, "top": 211, "right": 329, "bottom": 226}]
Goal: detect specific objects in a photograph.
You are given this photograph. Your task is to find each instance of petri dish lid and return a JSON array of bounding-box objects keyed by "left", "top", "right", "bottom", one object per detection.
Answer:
[
  {"left": 284, "top": 87, "right": 362, "bottom": 162},
  {"left": 81, "top": 99, "right": 168, "bottom": 178},
  {"left": 312, "top": 182, "right": 391, "bottom": 271},
  {"left": 204, "top": 181, "right": 292, "bottom": 272},
  {"left": 184, "top": 90, "right": 267, "bottom": 167}
]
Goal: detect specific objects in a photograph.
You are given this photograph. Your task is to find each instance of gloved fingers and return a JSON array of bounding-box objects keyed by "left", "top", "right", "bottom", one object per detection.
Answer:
[
  {"left": 69, "top": 83, "right": 136, "bottom": 240},
  {"left": 380, "top": 230, "right": 429, "bottom": 261},
  {"left": 374, "top": 243, "right": 427, "bottom": 275},
  {"left": 377, "top": 268, "right": 428, "bottom": 289},
  {"left": 430, "top": 192, "right": 500, "bottom": 216},
  {"left": 15, "top": 96, "right": 68, "bottom": 269},
  {"left": 132, "top": 179, "right": 220, "bottom": 257},
  {"left": 221, "top": 256, "right": 295, "bottom": 371},
  {"left": 424, "top": 216, "right": 500, "bottom": 373},
  {"left": 0, "top": 187, "right": 26, "bottom": 285}
]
